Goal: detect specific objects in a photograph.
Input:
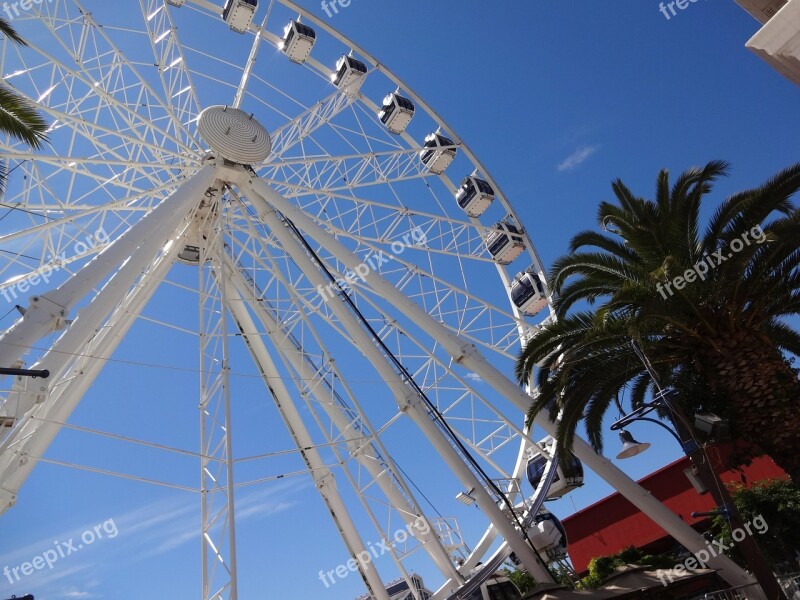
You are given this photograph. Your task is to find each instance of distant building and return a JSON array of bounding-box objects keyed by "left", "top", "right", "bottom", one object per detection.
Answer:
[
  {"left": 734, "top": 0, "right": 800, "bottom": 85},
  {"left": 736, "top": 0, "right": 789, "bottom": 22},
  {"left": 561, "top": 443, "right": 787, "bottom": 574},
  {"left": 355, "top": 574, "right": 433, "bottom": 600}
]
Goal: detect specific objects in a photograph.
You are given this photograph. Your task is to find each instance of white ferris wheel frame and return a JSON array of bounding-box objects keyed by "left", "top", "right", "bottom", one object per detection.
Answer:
[{"left": 0, "top": 1, "right": 761, "bottom": 599}]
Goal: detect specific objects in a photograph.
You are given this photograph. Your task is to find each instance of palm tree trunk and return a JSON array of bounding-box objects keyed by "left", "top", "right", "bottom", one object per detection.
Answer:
[{"left": 698, "top": 329, "right": 800, "bottom": 483}]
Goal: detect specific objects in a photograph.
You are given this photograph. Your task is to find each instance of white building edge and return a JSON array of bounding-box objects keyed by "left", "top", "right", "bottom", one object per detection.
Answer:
[{"left": 736, "top": 0, "right": 800, "bottom": 84}]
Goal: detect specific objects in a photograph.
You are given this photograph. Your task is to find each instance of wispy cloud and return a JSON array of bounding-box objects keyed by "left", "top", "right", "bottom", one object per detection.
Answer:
[
  {"left": 63, "top": 589, "right": 93, "bottom": 598},
  {"left": 465, "top": 372, "right": 483, "bottom": 383},
  {"left": 1, "top": 480, "right": 307, "bottom": 598},
  {"left": 557, "top": 145, "right": 599, "bottom": 172}
]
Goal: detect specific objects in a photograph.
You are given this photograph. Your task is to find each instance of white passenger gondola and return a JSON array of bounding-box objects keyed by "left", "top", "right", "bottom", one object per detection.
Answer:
[
  {"left": 456, "top": 175, "right": 495, "bottom": 217},
  {"left": 420, "top": 132, "right": 457, "bottom": 174},
  {"left": 166, "top": 0, "right": 185, "bottom": 6},
  {"left": 485, "top": 221, "right": 526, "bottom": 264},
  {"left": 379, "top": 93, "right": 415, "bottom": 134},
  {"left": 531, "top": 509, "right": 569, "bottom": 562},
  {"left": 222, "top": 0, "right": 257, "bottom": 33},
  {"left": 526, "top": 437, "right": 584, "bottom": 499},
  {"left": 510, "top": 268, "right": 548, "bottom": 315},
  {"left": 280, "top": 20, "right": 316, "bottom": 63},
  {"left": 464, "top": 574, "right": 523, "bottom": 600},
  {"left": 332, "top": 55, "right": 368, "bottom": 92}
]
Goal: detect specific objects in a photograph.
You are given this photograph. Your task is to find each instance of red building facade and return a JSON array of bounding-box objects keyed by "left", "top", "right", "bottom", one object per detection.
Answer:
[{"left": 561, "top": 446, "right": 787, "bottom": 574}]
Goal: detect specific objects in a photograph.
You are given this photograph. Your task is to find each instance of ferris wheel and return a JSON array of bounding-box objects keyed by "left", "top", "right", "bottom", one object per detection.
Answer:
[{"left": 0, "top": 2, "right": 757, "bottom": 599}]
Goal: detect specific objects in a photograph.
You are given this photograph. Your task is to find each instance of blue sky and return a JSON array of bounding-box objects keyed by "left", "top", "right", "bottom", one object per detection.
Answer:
[{"left": 0, "top": 1, "right": 798, "bottom": 600}]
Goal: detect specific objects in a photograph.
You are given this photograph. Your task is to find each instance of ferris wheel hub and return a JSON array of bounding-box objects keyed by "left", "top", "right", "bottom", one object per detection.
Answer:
[{"left": 197, "top": 105, "right": 272, "bottom": 165}]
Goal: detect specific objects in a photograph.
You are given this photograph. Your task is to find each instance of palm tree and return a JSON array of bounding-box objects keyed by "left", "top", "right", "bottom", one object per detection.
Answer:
[
  {"left": 516, "top": 161, "right": 799, "bottom": 599},
  {"left": 0, "top": 17, "right": 48, "bottom": 190},
  {"left": 516, "top": 160, "right": 800, "bottom": 479}
]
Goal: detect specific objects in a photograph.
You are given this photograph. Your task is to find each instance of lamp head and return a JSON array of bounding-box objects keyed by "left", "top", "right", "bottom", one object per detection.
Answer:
[{"left": 616, "top": 429, "right": 651, "bottom": 459}]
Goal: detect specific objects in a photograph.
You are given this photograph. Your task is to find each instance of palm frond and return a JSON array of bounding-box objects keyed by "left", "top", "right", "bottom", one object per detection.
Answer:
[
  {"left": 0, "top": 85, "right": 48, "bottom": 148},
  {"left": 0, "top": 16, "right": 27, "bottom": 46}
]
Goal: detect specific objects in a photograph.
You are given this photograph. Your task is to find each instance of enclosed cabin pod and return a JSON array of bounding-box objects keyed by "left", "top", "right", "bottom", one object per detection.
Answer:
[
  {"left": 166, "top": 0, "right": 185, "bottom": 6},
  {"left": 420, "top": 132, "right": 457, "bottom": 174},
  {"left": 456, "top": 175, "right": 495, "bottom": 217},
  {"left": 222, "top": 0, "right": 257, "bottom": 33},
  {"left": 531, "top": 509, "right": 568, "bottom": 562},
  {"left": 526, "top": 437, "right": 584, "bottom": 500},
  {"left": 280, "top": 20, "right": 316, "bottom": 63},
  {"left": 464, "top": 574, "right": 523, "bottom": 600},
  {"left": 332, "top": 55, "right": 368, "bottom": 93},
  {"left": 379, "top": 93, "right": 415, "bottom": 134},
  {"left": 510, "top": 268, "right": 548, "bottom": 316},
  {"left": 485, "top": 221, "right": 526, "bottom": 265},
  {"left": 481, "top": 576, "right": 523, "bottom": 600}
]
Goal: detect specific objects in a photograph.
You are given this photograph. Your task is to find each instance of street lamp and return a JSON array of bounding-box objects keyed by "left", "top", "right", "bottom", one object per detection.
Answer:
[
  {"left": 611, "top": 340, "right": 787, "bottom": 600},
  {"left": 611, "top": 387, "right": 689, "bottom": 456},
  {"left": 615, "top": 429, "right": 651, "bottom": 459}
]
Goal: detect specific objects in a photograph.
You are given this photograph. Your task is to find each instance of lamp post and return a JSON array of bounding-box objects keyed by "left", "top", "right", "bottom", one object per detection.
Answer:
[{"left": 611, "top": 341, "right": 786, "bottom": 600}]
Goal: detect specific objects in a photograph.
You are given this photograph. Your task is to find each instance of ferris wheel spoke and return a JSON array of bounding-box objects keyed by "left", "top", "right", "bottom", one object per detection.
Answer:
[
  {"left": 0, "top": 176, "right": 195, "bottom": 299},
  {"left": 299, "top": 201, "right": 488, "bottom": 260},
  {"left": 0, "top": 149, "right": 184, "bottom": 209},
  {"left": 29, "top": 47, "right": 194, "bottom": 164},
  {"left": 0, "top": 152, "right": 196, "bottom": 173},
  {"left": 264, "top": 222, "right": 535, "bottom": 359},
  {"left": 139, "top": 0, "right": 205, "bottom": 150},
  {"left": 266, "top": 92, "right": 407, "bottom": 171},
  {"left": 0, "top": 181, "right": 177, "bottom": 249},
  {"left": 0, "top": 84, "right": 187, "bottom": 197},
  {"left": 261, "top": 146, "right": 434, "bottom": 192},
  {"left": 42, "top": 2, "right": 201, "bottom": 157},
  {"left": 265, "top": 89, "right": 361, "bottom": 162}
]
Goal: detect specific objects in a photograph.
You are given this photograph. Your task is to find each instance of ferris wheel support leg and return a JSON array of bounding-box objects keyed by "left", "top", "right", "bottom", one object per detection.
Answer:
[
  {"left": 222, "top": 275, "right": 392, "bottom": 600},
  {"left": 238, "top": 174, "right": 761, "bottom": 595},
  {"left": 0, "top": 222, "right": 186, "bottom": 513},
  {"left": 225, "top": 261, "right": 465, "bottom": 591},
  {"left": 0, "top": 164, "right": 218, "bottom": 373},
  {"left": 201, "top": 248, "right": 240, "bottom": 600},
  {"left": 237, "top": 177, "right": 554, "bottom": 584}
]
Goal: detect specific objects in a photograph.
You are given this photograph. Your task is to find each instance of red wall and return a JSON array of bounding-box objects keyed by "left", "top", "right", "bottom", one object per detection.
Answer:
[{"left": 562, "top": 446, "right": 787, "bottom": 573}]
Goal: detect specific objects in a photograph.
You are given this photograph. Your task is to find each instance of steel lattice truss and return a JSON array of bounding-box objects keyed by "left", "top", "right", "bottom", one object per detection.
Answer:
[{"left": 0, "top": 2, "right": 758, "bottom": 599}]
